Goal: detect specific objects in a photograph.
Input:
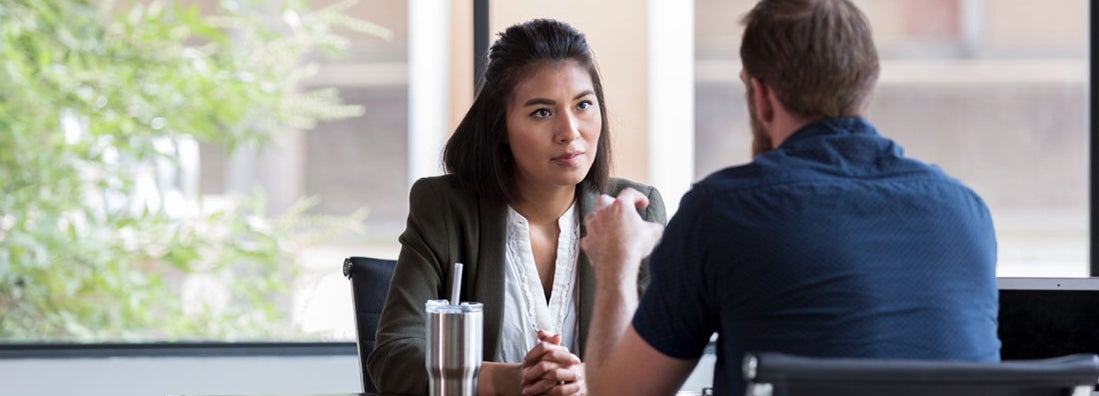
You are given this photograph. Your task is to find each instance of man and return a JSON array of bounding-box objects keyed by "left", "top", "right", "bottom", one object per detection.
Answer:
[{"left": 579, "top": 0, "right": 1000, "bottom": 395}]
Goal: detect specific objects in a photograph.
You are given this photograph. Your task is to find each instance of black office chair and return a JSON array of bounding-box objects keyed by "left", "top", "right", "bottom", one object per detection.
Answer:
[
  {"left": 743, "top": 352, "right": 1099, "bottom": 396},
  {"left": 343, "top": 256, "right": 397, "bottom": 393}
]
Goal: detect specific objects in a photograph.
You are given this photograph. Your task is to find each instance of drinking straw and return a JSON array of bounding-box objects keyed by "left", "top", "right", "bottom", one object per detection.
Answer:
[{"left": 450, "top": 262, "right": 464, "bottom": 306}]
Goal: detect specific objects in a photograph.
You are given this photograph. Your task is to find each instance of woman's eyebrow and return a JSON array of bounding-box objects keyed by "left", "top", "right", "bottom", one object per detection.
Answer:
[
  {"left": 522, "top": 90, "right": 595, "bottom": 107},
  {"left": 523, "top": 97, "right": 555, "bottom": 106}
]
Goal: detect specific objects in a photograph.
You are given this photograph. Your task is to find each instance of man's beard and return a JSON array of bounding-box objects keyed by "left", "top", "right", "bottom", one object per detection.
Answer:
[{"left": 747, "top": 86, "right": 773, "bottom": 158}]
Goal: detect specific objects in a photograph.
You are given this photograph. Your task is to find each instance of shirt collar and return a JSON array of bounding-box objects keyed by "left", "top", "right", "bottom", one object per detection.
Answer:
[{"left": 779, "top": 117, "right": 879, "bottom": 148}]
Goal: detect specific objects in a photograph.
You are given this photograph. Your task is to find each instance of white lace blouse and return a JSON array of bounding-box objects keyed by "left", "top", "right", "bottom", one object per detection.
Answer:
[{"left": 495, "top": 203, "right": 581, "bottom": 362}]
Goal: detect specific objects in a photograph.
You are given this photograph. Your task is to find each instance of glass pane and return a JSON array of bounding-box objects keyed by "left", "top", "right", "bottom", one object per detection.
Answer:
[
  {"left": 695, "top": 0, "right": 1089, "bottom": 277},
  {"left": 0, "top": 0, "right": 408, "bottom": 342}
]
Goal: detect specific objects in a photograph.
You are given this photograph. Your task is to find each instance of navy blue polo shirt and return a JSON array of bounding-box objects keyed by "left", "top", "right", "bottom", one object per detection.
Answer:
[{"left": 632, "top": 118, "right": 999, "bottom": 396}]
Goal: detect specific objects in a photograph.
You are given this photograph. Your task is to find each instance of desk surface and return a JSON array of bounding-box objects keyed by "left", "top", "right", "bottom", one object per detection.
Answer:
[
  {"left": 181, "top": 391, "right": 1099, "bottom": 396},
  {"left": 177, "top": 394, "right": 378, "bottom": 396},
  {"left": 180, "top": 391, "right": 1099, "bottom": 396},
  {"left": 176, "top": 394, "right": 383, "bottom": 396}
]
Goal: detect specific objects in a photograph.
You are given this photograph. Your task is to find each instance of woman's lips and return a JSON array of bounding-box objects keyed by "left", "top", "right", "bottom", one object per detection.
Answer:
[{"left": 552, "top": 152, "right": 583, "bottom": 166}]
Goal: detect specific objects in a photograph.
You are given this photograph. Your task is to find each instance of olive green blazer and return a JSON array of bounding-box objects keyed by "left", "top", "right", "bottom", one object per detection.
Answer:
[{"left": 368, "top": 175, "right": 666, "bottom": 394}]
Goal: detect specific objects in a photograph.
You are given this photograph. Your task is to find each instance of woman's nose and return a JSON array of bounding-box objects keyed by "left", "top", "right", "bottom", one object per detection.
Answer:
[{"left": 555, "top": 112, "right": 581, "bottom": 143}]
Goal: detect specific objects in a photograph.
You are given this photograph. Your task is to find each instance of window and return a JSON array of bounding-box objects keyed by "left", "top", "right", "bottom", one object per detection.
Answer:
[
  {"left": 1, "top": 0, "right": 410, "bottom": 343},
  {"left": 695, "top": 0, "right": 1090, "bottom": 277},
  {"left": 191, "top": 0, "right": 413, "bottom": 342}
]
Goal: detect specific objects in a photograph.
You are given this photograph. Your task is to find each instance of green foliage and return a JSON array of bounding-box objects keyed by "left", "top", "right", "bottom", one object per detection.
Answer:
[{"left": 0, "top": 0, "right": 382, "bottom": 341}]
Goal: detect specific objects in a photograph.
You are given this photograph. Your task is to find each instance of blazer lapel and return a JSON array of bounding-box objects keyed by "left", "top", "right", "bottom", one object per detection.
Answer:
[
  {"left": 576, "top": 187, "right": 597, "bottom": 358},
  {"left": 475, "top": 197, "right": 507, "bottom": 361}
]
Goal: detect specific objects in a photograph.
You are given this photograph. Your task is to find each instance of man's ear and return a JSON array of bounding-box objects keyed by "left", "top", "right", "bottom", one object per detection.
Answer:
[{"left": 750, "top": 77, "right": 775, "bottom": 124}]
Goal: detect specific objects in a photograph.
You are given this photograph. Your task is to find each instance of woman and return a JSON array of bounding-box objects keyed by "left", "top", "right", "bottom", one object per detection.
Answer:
[{"left": 368, "top": 19, "right": 666, "bottom": 396}]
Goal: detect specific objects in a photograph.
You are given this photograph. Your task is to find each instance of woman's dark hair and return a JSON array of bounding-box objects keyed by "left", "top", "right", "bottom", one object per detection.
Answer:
[{"left": 443, "top": 18, "right": 611, "bottom": 204}]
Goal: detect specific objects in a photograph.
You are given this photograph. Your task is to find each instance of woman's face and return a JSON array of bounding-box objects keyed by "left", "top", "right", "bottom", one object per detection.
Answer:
[{"left": 505, "top": 60, "right": 601, "bottom": 197}]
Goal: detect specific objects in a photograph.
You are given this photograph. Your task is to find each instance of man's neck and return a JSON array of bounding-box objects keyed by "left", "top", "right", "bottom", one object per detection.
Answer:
[{"left": 768, "top": 116, "right": 812, "bottom": 150}]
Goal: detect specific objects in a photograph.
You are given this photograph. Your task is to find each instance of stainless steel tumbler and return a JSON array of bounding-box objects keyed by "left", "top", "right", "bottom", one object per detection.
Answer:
[{"left": 426, "top": 299, "right": 483, "bottom": 396}]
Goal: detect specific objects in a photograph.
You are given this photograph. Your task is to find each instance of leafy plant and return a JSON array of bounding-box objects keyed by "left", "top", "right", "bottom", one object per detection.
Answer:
[{"left": 0, "top": 0, "right": 386, "bottom": 341}]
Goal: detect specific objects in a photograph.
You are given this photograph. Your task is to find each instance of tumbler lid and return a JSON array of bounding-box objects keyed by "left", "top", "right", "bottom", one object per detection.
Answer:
[{"left": 426, "top": 299, "right": 483, "bottom": 313}]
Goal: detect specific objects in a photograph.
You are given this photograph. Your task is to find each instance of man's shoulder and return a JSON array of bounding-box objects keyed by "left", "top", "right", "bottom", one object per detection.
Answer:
[
  {"left": 691, "top": 163, "right": 772, "bottom": 194},
  {"left": 687, "top": 153, "right": 986, "bottom": 213},
  {"left": 869, "top": 155, "right": 988, "bottom": 207},
  {"left": 662, "top": 165, "right": 767, "bottom": 220}
]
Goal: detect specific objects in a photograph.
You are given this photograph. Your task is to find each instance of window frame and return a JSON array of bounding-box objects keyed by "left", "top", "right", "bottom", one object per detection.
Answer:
[
  {"left": 0, "top": 342, "right": 355, "bottom": 359},
  {"left": 1090, "top": 0, "right": 1098, "bottom": 277}
]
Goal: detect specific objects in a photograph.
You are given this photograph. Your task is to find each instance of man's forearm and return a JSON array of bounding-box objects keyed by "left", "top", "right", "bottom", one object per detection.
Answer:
[{"left": 585, "top": 255, "right": 642, "bottom": 389}]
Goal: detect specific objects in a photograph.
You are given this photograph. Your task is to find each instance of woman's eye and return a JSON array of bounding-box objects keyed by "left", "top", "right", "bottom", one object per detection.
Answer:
[
  {"left": 530, "top": 108, "right": 551, "bottom": 118},
  {"left": 577, "top": 100, "right": 593, "bottom": 111}
]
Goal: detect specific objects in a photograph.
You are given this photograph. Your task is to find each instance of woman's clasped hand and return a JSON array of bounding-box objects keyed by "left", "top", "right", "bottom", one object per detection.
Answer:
[{"left": 520, "top": 330, "right": 586, "bottom": 396}]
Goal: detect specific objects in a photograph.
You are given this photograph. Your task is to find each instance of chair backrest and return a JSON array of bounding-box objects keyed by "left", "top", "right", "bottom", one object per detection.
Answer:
[
  {"left": 744, "top": 352, "right": 1099, "bottom": 396},
  {"left": 343, "top": 256, "right": 397, "bottom": 393}
]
